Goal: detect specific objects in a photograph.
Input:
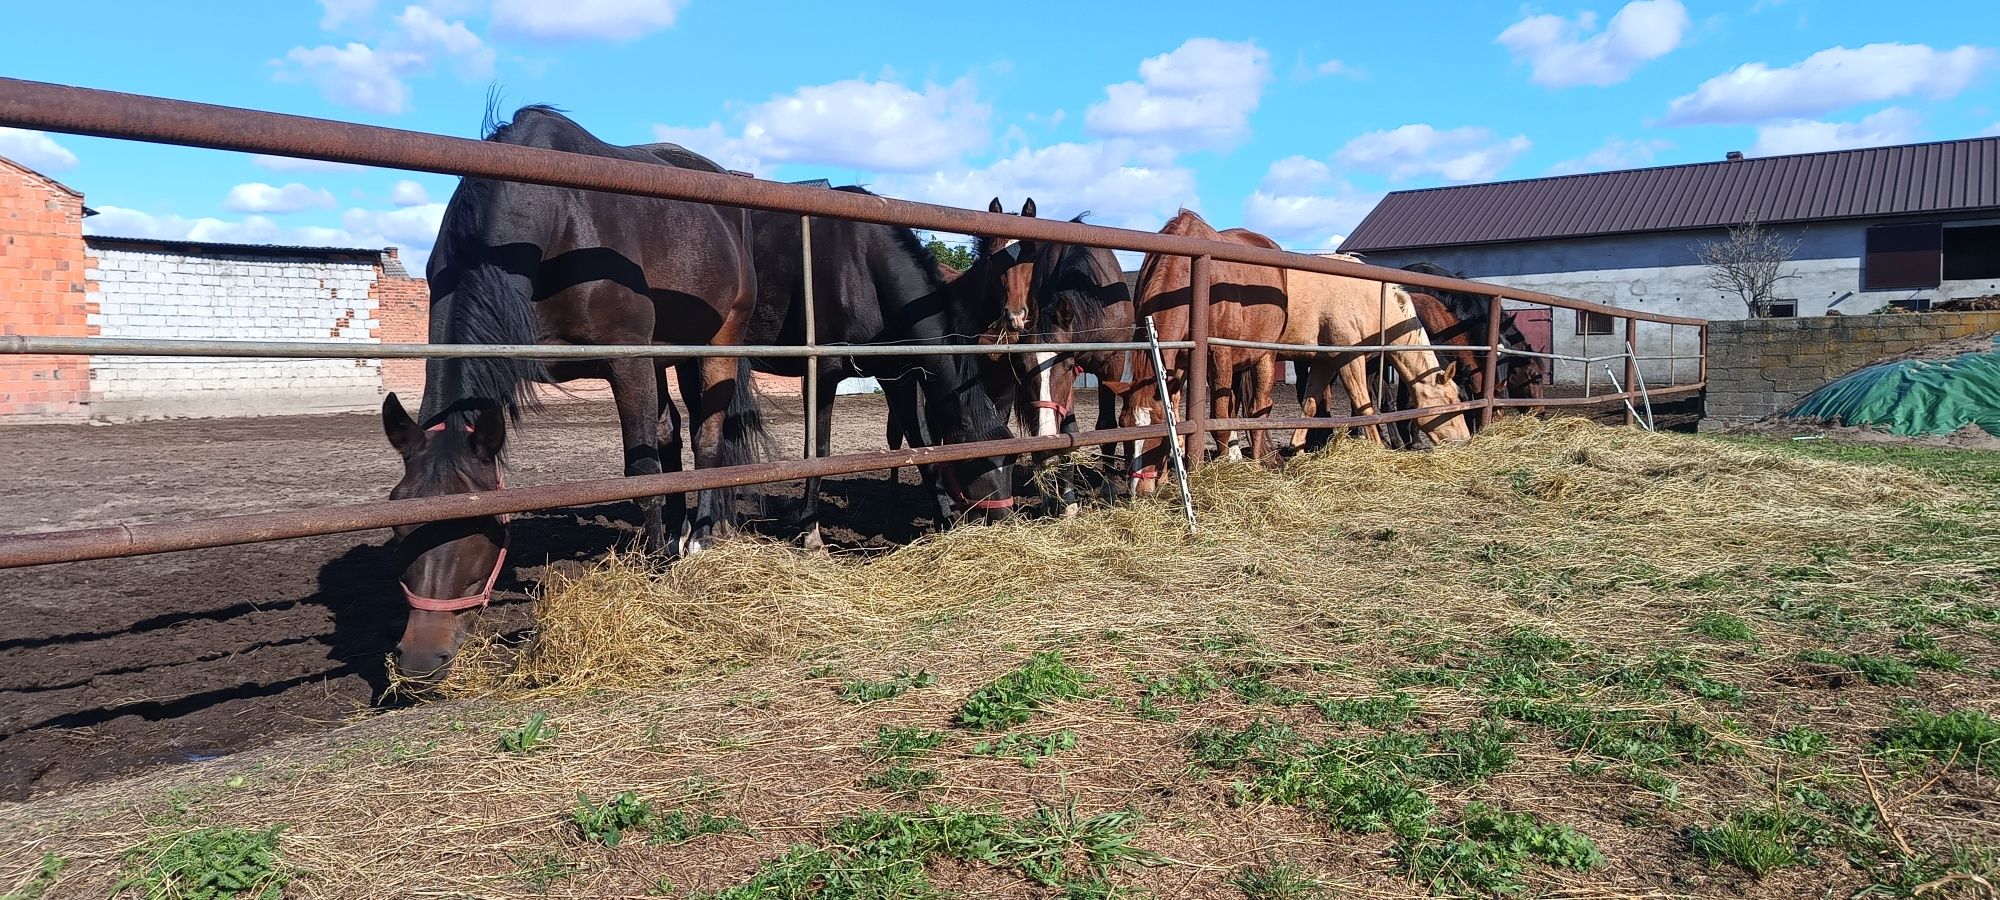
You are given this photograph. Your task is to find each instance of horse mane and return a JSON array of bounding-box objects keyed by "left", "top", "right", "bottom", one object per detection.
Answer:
[
  {"left": 635, "top": 141, "right": 729, "bottom": 173},
  {"left": 483, "top": 102, "right": 566, "bottom": 141},
  {"left": 1162, "top": 208, "right": 1217, "bottom": 238},
  {"left": 833, "top": 185, "right": 947, "bottom": 290}
]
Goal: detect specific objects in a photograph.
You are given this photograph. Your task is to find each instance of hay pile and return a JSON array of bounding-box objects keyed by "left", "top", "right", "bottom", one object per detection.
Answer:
[{"left": 441, "top": 416, "right": 1946, "bottom": 699}]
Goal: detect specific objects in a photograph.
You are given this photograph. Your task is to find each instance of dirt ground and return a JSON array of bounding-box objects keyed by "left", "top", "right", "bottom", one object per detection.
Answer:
[{"left": 0, "top": 385, "right": 1655, "bottom": 802}]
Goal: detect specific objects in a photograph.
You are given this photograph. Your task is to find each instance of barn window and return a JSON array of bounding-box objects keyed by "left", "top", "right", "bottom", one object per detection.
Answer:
[
  {"left": 1863, "top": 223, "right": 1942, "bottom": 290},
  {"left": 1943, "top": 224, "right": 2000, "bottom": 281},
  {"left": 1765, "top": 300, "right": 1798, "bottom": 318},
  {"left": 1574, "top": 310, "right": 1615, "bottom": 335}
]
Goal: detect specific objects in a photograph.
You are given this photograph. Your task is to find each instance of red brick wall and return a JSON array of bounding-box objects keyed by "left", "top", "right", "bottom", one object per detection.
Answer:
[
  {"left": 370, "top": 249, "right": 430, "bottom": 401},
  {"left": 0, "top": 158, "right": 95, "bottom": 421}
]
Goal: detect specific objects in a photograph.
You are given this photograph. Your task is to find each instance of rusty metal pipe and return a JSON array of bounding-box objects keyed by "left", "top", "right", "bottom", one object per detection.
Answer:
[
  {"left": 1482, "top": 295, "right": 1504, "bottom": 425},
  {"left": 0, "top": 78, "right": 1704, "bottom": 327},
  {"left": 0, "top": 335, "right": 1188, "bottom": 359},
  {"left": 0, "top": 422, "right": 1193, "bottom": 569}
]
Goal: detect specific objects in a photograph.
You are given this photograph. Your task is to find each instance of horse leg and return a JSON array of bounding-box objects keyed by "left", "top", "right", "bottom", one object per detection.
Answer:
[
  {"left": 1335, "top": 354, "right": 1385, "bottom": 447},
  {"left": 1095, "top": 380, "right": 1122, "bottom": 502},
  {"left": 607, "top": 358, "right": 670, "bottom": 553},
  {"left": 1249, "top": 351, "right": 1275, "bottom": 464},
  {"left": 685, "top": 355, "right": 759, "bottom": 555},
  {"left": 882, "top": 369, "right": 947, "bottom": 527},
  {"left": 1212, "top": 357, "right": 1239, "bottom": 463},
  {"left": 1297, "top": 356, "right": 1336, "bottom": 452}
]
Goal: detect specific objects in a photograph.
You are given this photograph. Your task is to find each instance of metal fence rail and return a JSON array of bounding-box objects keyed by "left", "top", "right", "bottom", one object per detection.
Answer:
[{"left": 0, "top": 77, "right": 1711, "bottom": 571}]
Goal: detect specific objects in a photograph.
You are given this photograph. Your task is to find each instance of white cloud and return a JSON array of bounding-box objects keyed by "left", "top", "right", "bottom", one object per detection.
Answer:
[
  {"left": 1985, "top": 121, "right": 2000, "bottom": 137},
  {"left": 1750, "top": 107, "right": 1922, "bottom": 156},
  {"left": 1085, "top": 38, "right": 1271, "bottom": 150},
  {"left": 1239, "top": 155, "right": 1381, "bottom": 250},
  {"left": 394, "top": 5, "right": 494, "bottom": 79},
  {"left": 1497, "top": 0, "right": 1690, "bottom": 88},
  {"left": 317, "top": 0, "right": 376, "bottom": 29},
  {"left": 84, "top": 203, "right": 445, "bottom": 269},
  {"left": 252, "top": 154, "right": 369, "bottom": 173},
  {"left": 222, "top": 182, "right": 339, "bottom": 214},
  {"left": 1314, "top": 59, "right": 1363, "bottom": 79},
  {"left": 656, "top": 78, "right": 990, "bottom": 174},
  {"left": 277, "top": 42, "right": 425, "bottom": 114},
  {"left": 276, "top": 6, "right": 494, "bottom": 114},
  {"left": 1335, "top": 124, "right": 1531, "bottom": 182},
  {"left": 0, "top": 127, "right": 79, "bottom": 174},
  {"left": 1547, "top": 136, "right": 1672, "bottom": 174},
  {"left": 1665, "top": 43, "right": 1996, "bottom": 125},
  {"left": 389, "top": 179, "right": 431, "bottom": 206},
  {"left": 883, "top": 140, "right": 1198, "bottom": 235},
  {"left": 649, "top": 122, "right": 763, "bottom": 174},
  {"left": 490, "top": 0, "right": 687, "bottom": 41}
]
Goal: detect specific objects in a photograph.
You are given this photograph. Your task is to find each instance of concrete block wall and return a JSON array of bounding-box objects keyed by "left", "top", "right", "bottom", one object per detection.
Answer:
[
  {"left": 87, "top": 246, "right": 386, "bottom": 419},
  {"left": 0, "top": 159, "right": 95, "bottom": 421},
  {"left": 1699, "top": 310, "right": 2000, "bottom": 428}
]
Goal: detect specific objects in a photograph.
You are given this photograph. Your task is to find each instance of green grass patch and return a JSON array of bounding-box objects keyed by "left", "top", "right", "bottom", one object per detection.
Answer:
[
  {"left": 1769, "top": 726, "right": 1832, "bottom": 757},
  {"left": 114, "top": 825, "right": 291, "bottom": 900},
  {"left": 865, "top": 726, "right": 948, "bottom": 762},
  {"left": 1313, "top": 692, "right": 1419, "bottom": 728},
  {"left": 971, "top": 730, "right": 1078, "bottom": 768},
  {"left": 1397, "top": 802, "right": 1603, "bottom": 896},
  {"left": 1692, "top": 612, "right": 1756, "bottom": 642},
  {"left": 1798, "top": 649, "right": 1919, "bottom": 686},
  {"left": 694, "top": 802, "right": 1158, "bottom": 899},
  {"left": 958, "top": 651, "right": 1092, "bottom": 731},
  {"left": 572, "top": 791, "right": 746, "bottom": 847},
  {"left": 838, "top": 669, "right": 937, "bottom": 704},
  {"left": 1229, "top": 856, "right": 1330, "bottom": 899},
  {"left": 2, "top": 854, "right": 66, "bottom": 900},
  {"left": 496, "top": 711, "right": 557, "bottom": 754},
  {"left": 862, "top": 764, "right": 939, "bottom": 798},
  {"left": 1879, "top": 708, "right": 2000, "bottom": 772},
  {"left": 1688, "top": 805, "right": 1830, "bottom": 876}
]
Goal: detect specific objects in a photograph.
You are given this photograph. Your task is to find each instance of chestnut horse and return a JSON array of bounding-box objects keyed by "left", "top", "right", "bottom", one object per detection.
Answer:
[
  {"left": 978, "top": 198, "right": 1138, "bottom": 511},
  {"left": 1124, "top": 210, "right": 1289, "bottom": 495},
  {"left": 1284, "top": 268, "right": 1473, "bottom": 451}
]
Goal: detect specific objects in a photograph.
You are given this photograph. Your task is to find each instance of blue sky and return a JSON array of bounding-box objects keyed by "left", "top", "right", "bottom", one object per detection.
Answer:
[{"left": 3, "top": 0, "right": 1997, "bottom": 269}]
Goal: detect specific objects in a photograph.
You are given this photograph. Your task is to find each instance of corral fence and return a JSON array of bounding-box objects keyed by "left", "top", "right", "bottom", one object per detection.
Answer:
[{"left": 0, "top": 78, "right": 1708, "bottom": 570}]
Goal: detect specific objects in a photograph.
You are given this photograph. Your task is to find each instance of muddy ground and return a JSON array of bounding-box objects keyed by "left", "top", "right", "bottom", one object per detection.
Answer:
[{"left": 0, "top": 386, "right": 1668, "bottom": 801}]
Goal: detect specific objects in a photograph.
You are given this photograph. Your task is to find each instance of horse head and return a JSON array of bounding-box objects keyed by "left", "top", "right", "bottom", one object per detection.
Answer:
[
  {"left": 381, "top": 394, "right": 509, "bottom": 683},
  {"left": 982, "top": 197, "right": 1038, "bottom": 335}
]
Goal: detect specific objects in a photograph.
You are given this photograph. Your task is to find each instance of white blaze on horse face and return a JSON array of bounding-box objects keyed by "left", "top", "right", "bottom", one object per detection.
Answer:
[
  {"left": 1033, "top": 352, "right": 1059, "bottom": 438},
  {"left": 1130, "top": 406, "right": 1151, "bottom": 490}
]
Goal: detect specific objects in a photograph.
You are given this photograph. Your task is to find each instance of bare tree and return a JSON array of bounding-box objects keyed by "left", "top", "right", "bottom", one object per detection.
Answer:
[{"left": 1693, "top": 221, "right": 1801, "bottom": 318}]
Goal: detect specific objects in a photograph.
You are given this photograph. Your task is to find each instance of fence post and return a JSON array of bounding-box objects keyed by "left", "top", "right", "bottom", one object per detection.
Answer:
[
  {"left": 1186, "top": 254, "right": 1212, "bottom": 472},
  {"left": 1697, "top": 323, "right": 1710, "bottom": 387},
  {"left": 1481, "top": 294, "right": 1503, "bottom": 426},
  {"left": 1622, "top": 316, "right": 1638, "bottom": 427},
  {"left": 802, "top": 215, "right": 817, "bottom": 461}
]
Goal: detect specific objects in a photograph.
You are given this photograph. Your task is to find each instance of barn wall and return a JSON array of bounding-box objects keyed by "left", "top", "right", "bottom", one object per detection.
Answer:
[
  {"left": 371, "top": 250, "right": 430, "bottom": 401},
  {"left": 86, "top": 244, "right": 386, "bottom": 419},
  {"left": 1699, "top": 310, "right": 2000, "bottom": 429},
  {"left": 1358, "top": 218, "right": 2000, "bottom": 386},
  {"left": 0, "top": 160, "right": 95, "bottom": 422}
]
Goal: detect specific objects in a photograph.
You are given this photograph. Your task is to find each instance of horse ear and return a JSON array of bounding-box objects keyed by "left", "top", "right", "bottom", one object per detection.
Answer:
[
  {"left": 1021, "top": 198, "right": 1037, "bottom": 218},
  {"left": 1440, "top": 361, "right": 1458, "bottom": 383},
  {"left": 988, "top": 197, "right": 1003, "bottom": 214},
  {"left": 383, "top": 393, "right": 424, "bottom": 457},
  {"left": 470, "top": 402, "right": 506, "bottom": 462}
]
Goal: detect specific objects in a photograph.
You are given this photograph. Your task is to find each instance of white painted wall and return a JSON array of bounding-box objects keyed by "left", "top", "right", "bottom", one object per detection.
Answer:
[{"left": 87, "top": 247, "right": 385, "bottom": 419}]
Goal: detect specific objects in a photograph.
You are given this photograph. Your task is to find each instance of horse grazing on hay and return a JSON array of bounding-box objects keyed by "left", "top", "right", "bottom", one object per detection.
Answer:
[
  {"left": 382, "top": 105, "right": 768, "bottom": 680},
  {"left": 1283, "top": 264, "right": 1473, "bottom": 452},
  {"left": 1400, "top": 261, "right": 1545, "bottom": 413},
  {"left": 977, "top": 198, "right": 1138, "bottom": 512},
  {"left": 735, "top": 187, "right": 1017, "bottom": 547},
  {"left": 1124, "top": 210, "right": 1289, "bottom": 495}
]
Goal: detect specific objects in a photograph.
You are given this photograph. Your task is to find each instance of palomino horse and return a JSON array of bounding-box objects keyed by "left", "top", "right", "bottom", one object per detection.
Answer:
[
  {"left": 737, "top": 188, "right": 1016, "bottom": 548},
  {"left": 1285, "top": 266, "right": 1473, "bottom": 452},
  {"left": 977, "top": 198, "right": 1138, "bottom": 511},
  {"left": 1124, "top": 210, "right": 1289, "bottom": 494},
  {"left": 1400, "top": 261, "right": 1544, "bottom": 411},
  {"left": 384, "top": 106, "right": 767, "bottom": 680}
]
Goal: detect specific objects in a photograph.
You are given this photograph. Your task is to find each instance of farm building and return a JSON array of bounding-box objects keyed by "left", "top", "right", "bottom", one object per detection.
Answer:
[
  {"left": 1340, "top": 136, "right": 2000, "bottom": 384},
  {"left": 1, "top": 152, "right": 429, "bottom": 422}
]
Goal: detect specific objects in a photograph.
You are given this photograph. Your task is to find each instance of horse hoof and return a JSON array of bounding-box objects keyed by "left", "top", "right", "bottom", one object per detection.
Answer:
[{"left": 801, "top": 525, "right": 827, "bottom": 553}]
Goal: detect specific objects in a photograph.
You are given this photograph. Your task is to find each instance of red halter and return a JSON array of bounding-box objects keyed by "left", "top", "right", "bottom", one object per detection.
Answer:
[
  {"left": 401, "top": 423, "right": 511, "bottom": 613},
  {"left": 938, "top": 461, "right": 1015, "bottom": 512},
  {"left": 1030, "top": 364, "right": 1085, "bottom": 420}
]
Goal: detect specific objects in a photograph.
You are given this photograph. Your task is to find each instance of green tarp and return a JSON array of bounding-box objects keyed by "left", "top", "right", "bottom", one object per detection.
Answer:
[{"left": 1785, "top": 336, "right": 2000, "bottom": 437}]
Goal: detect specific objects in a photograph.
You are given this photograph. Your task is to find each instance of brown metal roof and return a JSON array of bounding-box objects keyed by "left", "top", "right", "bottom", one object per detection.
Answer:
[{"left": 1339, "top": 135, "right": 2000, "bottom": 253}]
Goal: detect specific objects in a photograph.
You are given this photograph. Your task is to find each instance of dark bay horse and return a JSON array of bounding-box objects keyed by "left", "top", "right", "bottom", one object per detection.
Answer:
[
  {"left": 1400, "top": 261, "right": 1543, "bottom": 407},
  {"left": 737, "top": 189, "right": 1017, "bottom": 547},
  {"left": 382, "top": 105, "right": 766, "bottom": 679},
  {"left": 1124, "top": 210, "right": 1289, "bottom": 494},
  {"left": 978, "top": 198, "right": 1137, "bottom": 511}
]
